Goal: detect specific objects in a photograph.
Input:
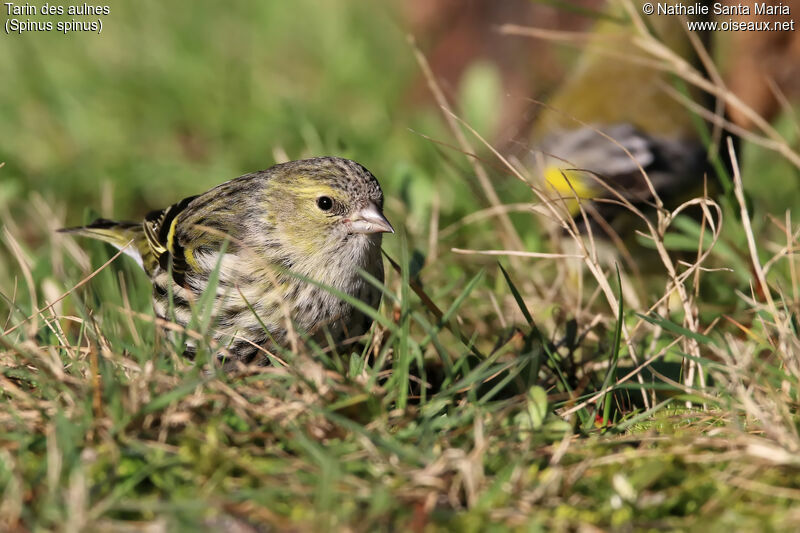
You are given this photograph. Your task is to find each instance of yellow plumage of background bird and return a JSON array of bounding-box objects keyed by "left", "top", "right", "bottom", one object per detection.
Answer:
[
  {"left": 59, "top": 157, "right": 394, "bottom": 364},
  {"left": 530, "top": 1, "right": 713, "bottom": 228}
]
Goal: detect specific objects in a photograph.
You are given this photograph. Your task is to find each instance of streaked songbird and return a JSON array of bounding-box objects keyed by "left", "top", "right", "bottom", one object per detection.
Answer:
[{"left": 59, "top": 157, "right": 394, "bottom": 364}]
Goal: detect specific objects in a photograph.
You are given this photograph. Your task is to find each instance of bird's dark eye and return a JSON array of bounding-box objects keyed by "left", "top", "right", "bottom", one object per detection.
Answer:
[{"left": 316, "top": 196, "right": 333, "bottom": 211}]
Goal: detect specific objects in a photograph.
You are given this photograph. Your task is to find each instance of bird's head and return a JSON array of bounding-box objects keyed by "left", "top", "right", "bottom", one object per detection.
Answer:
[{"left": 263, "top": 157, "right": 393, "bottom": 262}]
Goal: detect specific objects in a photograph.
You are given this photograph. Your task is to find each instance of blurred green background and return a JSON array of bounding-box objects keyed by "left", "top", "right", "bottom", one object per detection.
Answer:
[{"left": 0, "top": 1, "right": 453, "bottom": 231}]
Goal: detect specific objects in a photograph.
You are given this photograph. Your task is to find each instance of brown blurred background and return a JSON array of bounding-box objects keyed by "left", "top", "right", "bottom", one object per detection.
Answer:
[{"left": 403, "top": 0, "right": 800, "bottom": 137}]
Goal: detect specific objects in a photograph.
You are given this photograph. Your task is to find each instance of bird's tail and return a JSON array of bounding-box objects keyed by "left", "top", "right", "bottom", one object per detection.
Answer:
[{"left": 58, "top": 218, "right": 150, "bottom": 271}]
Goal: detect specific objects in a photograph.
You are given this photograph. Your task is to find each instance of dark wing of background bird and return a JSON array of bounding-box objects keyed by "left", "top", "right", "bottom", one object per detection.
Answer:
[{"left": 537, "top": 123, "right": 709, "bottom": 207}]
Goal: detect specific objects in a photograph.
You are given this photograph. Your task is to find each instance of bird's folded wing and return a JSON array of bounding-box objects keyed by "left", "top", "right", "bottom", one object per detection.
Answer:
[{"left": 143, "top": 195, "right": 199, "bottom": 284}]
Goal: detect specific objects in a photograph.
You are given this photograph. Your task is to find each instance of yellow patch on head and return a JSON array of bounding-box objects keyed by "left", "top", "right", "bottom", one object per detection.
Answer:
[
  {"left": 271, "top": 177, "right": 343, "bottom": 208},
  {"left": 265, "top": 176, "right": 349, "bottom": 256}
]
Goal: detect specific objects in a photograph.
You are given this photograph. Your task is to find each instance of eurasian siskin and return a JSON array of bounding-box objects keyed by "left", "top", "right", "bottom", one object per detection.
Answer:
[
  {"left": 529, "top": 1, "right": 714, "bottom": 231},
  {"left": 59, "top": 157, "right": 394, "bottom": 364}
]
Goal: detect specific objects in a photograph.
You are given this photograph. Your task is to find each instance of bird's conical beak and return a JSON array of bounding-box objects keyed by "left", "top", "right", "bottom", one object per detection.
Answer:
[{"left": 348, "top": 203, "right": 394, "bottom": 235}]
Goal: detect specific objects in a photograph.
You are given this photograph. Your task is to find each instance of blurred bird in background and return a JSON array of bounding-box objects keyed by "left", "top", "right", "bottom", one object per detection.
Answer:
[
  {"left": 406, "top": 0, "right": 800, "bottom": 237},
  {"left": 526, "top": 1, "right": 717, "bottom": 237}
]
